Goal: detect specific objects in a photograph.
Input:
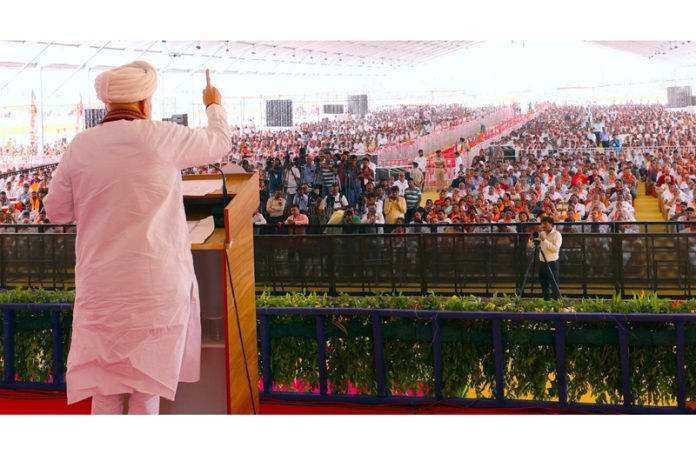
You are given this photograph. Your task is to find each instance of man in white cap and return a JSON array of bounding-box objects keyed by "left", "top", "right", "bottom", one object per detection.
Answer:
[{"left": 45, "top": 61, "right": 230, "bottom": 414}]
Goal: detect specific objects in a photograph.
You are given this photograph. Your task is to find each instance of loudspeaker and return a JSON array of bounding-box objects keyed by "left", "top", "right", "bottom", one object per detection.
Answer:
[
  {"left": 84, "top": 108, "right": 107, "bottom": 129},
  {"left": 323, "top": 104, "right": 344, "bottom": 114},
  {"left": 347, "top": 95, "right": 368, "bottom": 118},
  {"left": 667, "top": 86, "right": 692, "bottom": 108},
  {"left": 266, "top": 100, "right": 293, "bottom": 127}
]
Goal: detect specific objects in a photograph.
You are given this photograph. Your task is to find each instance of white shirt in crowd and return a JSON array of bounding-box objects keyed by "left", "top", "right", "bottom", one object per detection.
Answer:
[
  {"left": 394, "top": 178, "right": 408, "bottom": 195},
  {"left": 414, "top": 155, "right": 428, "bottom": 171}
]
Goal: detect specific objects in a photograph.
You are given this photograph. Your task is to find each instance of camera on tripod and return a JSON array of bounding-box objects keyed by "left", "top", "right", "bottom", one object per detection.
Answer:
[{"left": 532, "top": 229, "right": 541, "bottom": 245}]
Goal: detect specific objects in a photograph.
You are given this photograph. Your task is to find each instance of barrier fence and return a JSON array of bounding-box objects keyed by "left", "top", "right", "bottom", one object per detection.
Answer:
[
  {"left": 0, "top": 161, "right": 59, "bottom": 178},
  {"left": 1, "top": 224, "right": 695, "bottom": 297},
  {"left": 515, "top": 145, "right": 696, "bottom": 156},
  {"left": 0, "top": 232, "right": 76, "bottom": 289},
  {"left": 375, "top": 107, "right": 515, "bottom": 166},
  {"left": 253, "top": 228, "right": 696, "bottom": 297}
]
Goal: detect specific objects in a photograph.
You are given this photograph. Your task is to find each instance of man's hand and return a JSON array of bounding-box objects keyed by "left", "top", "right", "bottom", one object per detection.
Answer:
[
  {"left": 202, "top": 69, "right": 222, "bottom": 107},
  {"left": 539, "top": 231, "right": 547, "bottom": 241}
]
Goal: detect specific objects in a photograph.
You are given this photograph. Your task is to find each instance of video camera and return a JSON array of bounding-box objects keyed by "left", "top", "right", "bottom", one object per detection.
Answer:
[{"left": 531, "top": 228, "right": 542, "bottom": 245}]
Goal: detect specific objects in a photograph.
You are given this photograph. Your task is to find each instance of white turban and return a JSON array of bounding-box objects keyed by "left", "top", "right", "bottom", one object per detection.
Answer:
[{"left": 95, "top": 61, "right": 158, "bottom": 104}]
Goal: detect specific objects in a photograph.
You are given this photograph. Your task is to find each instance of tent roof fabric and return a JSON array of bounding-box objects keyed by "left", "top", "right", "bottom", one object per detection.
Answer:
[{"left": 0, "top": 40, "right": 482, "bottom": 77}]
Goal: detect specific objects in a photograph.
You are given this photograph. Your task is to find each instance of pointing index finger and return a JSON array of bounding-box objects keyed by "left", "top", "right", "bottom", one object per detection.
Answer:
[{"left": 206, "top": 69, "right": 211, "bottom": 88}]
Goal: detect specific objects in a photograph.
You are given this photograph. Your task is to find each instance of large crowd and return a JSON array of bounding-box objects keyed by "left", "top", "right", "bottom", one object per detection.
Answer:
[
  {"left": 226, "top": 104, "right": 496, "bottom": 162},
  {"left": 0, "top": 140, "right": 66, "bottom": 173},
  {"left": 2, "top": 103, "right": 696, "bottom": 234},
  {"left": 249, "top": 104, "right": 696, "bottom": 233}
]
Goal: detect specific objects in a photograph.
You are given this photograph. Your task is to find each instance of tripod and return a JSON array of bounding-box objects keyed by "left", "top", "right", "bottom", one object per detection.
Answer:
[{"left": 518, "top": 238, "right": 562, "bottom": 299}]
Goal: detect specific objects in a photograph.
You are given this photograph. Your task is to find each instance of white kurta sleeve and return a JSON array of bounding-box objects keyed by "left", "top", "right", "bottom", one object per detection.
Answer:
[
  {"left": 44, "top": 152, "right": 75, "bottom": 224},
  {"left": 158, "top": 104, "right": 232, "bottom": 169}
]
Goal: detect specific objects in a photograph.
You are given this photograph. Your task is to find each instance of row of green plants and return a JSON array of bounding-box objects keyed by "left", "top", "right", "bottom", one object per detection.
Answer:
[
  {"left": 1, "top": 289, "right": 696, "bottom": 406},
  {"left": 0, "top": 288, "right": 75, "bottom": 384},
  {"left": 258, "top": 292, "right": 696, "bottom": 405}
]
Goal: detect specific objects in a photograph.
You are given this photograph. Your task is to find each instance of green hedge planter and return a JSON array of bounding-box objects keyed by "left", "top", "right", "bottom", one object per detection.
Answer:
[{"left": 2, "top": 289, "right": 696, "bottom": 406}]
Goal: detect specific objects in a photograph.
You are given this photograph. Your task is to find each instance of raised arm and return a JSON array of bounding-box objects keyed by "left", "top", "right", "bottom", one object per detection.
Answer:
[{"left": 159, "top": 69, "right": 231, "bottom": 169}]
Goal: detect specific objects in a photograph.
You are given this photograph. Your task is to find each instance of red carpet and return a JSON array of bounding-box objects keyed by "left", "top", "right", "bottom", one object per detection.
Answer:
[
  {"left": 0, "top": 390, "right": 92, "bottom": 414},
  {"left": 0, "top": 390, "right": 592, "bottom": 414}
]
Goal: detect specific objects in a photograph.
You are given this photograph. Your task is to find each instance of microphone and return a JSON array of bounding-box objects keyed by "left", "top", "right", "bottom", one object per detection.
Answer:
[{"left": 209, "top": 163, "right": 229, "bottom": 228}]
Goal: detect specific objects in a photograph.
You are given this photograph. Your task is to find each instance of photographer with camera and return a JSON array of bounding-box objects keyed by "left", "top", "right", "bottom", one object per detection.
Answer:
[
  {"left": 283, "top": 156, "right": 302, "bottom": 212},
  {"left": 267, "top": 157, "right": 284, "bottom": 195},
  {"left": 527, "top": 216, "right": 562, "bottom": 300}
]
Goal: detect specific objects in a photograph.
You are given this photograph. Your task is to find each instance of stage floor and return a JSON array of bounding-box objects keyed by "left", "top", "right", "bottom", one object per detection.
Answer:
[{"left": 0, "top": 390, "right": 597, "bottom": 415}]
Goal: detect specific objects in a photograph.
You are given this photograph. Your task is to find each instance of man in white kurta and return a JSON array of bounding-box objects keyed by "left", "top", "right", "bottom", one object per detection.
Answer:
[{"left": 45, "top": 61, "right": 230, "bottom": 414}]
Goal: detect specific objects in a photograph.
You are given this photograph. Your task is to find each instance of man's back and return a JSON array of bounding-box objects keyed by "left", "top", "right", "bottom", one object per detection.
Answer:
[{"left": 47, "top": 107, "right": 230, "bottom": 301}]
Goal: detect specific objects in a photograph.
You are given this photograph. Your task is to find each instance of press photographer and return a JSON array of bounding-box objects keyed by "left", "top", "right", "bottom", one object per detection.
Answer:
[{"left": 527, "top": 216, "right": 563, "bottom": 300}]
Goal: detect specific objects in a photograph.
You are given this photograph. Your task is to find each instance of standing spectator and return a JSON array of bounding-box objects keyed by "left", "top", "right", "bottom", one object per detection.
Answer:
[
  {"left": 266, "top": 190, "right": 286, "bottom": 224},
  {"left": 361, "top": 201, "right": 385, "bottom": 233},
  {"left": 432, "top": 149, "right": 447, "bottom": 192},
  {"left": 384, "top": 186, "right": 407, "bottom": 225},
  {"left": 322, "top": 184, "right": 348, "bottom": 218},
  {"left": 267, "top": 158, "right": 284, "bottom": 194},
  {"left": 414, "top": 149, "right": 428, "bottom": 172},
  {"left": 403, "top": 179, "right": 422, "bottom": 222},
  {"left": 342, "top": 155, "right": 362, "bottom": 207},
  {"left": 293, "top": 184, "right": 310, "bottom": 214},
  {"left": 410, "top": 161, "right": 424, "bottom": 190},
  {"left": 307, "top": 184, "right": 323, "bottom": 221},
  {"left": 454, "top": 151, "right": 464, "bottom": 172},
  {"left": 302, "top": 155, "right": 317, "bottom": 187},
  {"left": 283, "top": 158, "right": 302, "bottom": 212},
  {"left": 320, "top": 156, "right": 338, "bottom": 195},
  {"left": 394, "top": 172, "right": 408, "bottom": 196},
  {"left": 359, "top": 158, "right": 375, "bottom": 193}
]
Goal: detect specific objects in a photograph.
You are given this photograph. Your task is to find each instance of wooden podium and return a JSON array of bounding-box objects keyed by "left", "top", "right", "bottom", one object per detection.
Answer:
[{"left": 160, "top": 171, "right": 260, "bottom": 414}]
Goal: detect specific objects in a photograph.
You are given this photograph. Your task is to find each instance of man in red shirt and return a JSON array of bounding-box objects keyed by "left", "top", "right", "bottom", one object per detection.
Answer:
[{"left": 571, "top": 167, "right": 587, "bottom": 187}]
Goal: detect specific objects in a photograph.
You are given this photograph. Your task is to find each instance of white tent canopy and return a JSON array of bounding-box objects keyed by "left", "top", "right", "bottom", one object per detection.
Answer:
[{"left": 0, "top": 40, "right": 694, "bottom": 147}]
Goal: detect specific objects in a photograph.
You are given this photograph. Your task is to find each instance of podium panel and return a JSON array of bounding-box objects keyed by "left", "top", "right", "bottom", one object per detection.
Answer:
[{"left": 162, "top": 172, "right": 259, "bottom": 414}]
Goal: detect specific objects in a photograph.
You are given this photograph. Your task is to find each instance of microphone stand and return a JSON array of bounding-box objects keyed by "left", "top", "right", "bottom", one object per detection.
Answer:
[{"left": 209, "top": 163, "right": 229, "bottom": 228}]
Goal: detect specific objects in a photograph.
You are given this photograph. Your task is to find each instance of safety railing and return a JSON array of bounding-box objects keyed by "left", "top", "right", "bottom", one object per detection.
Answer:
[
  {"left": 0, "top": 233, "right": 76, "bottom": 289},
  {"left": 256, "top": 306, "right": 696, "bottom": 414},
  {"left": 0, "top": 162, "right": 60, "bottom": 179},
  {"left": 513, "top": 145, "right": 696, "bottom": 156},
  {"left": 254, "top": 229, "right": 696, "bottom": 297},
  {"left": 255, "top": 221, "right": 695, "bottom": 235},
  {"left": 2, "top": 225, "right": 696, "bottom": 296},
  {"left": 0, "top": 224, "right": 75, "bottom": 234},
  {"left": 375, "top": 107, "right": 516, "bottom": 166}
]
